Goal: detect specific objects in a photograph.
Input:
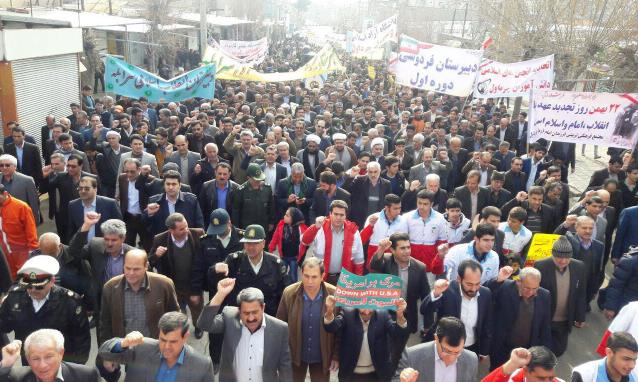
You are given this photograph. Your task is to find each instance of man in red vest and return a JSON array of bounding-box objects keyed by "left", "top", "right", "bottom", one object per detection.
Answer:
[{"left": 301, "top": 200, "right": 364, "bottom": 285}]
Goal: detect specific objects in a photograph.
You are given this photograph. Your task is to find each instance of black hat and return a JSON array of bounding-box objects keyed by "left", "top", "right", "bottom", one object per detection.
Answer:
[{"left": 207, "top": 209, "right": 230, "bottom": 235}]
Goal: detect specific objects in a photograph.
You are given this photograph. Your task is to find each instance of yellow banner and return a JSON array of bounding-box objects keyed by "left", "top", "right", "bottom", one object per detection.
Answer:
[
  {"left": 202, "top": 43, "right": 345, "bottom": 82},
  {"left": 524, "top": 233, "right": 561, "bottom": 267}
]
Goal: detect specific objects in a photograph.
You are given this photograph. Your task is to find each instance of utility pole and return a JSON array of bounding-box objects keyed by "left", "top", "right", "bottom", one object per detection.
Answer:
[{"left": 200, "top": 0, "right": 208, "bottom": 58}]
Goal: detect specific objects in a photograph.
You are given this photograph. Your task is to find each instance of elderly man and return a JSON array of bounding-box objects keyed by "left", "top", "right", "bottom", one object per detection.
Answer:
[
  {"left": 99, "top": 312, "right": 214, "bottom": 381},
  {"left": 0, "top": 154, "right": 40, "bottom": 223},
  {"left": 191, "top": 142, "right": 227, "bottom": 196},
  {"left": 487, "top": 267, "right": 552, "bottom": 371},
  {"left": 99, "top": 130, "right": 131, "bottom": 197},
  {"left": 224, "top": 126, "right": 265, "bottom": 184},
  {"left": 5, "top": 126, "right": 43, "bottom": 190},
  {"left": 275, "top": 162, "right": 317, "bottom": 224},
  {"left": 276, "top": 257, "right": 338, "bottom": 382},
  {"left": 0, "top": 330, "right": 99, "bottom": 381},
  {"left": 0, "top": 256, "right": 90, "bottom": 364},
  {"left": 343, "top": 161, "right": 392, "bottom": 229},
  {"left": 198, "top": 281, "right": 292, "bottom": 382}
]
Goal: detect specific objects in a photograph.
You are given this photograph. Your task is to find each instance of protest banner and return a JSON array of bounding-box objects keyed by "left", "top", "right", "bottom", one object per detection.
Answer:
[
  {"left": 529, "top": 90, "right": 638, "bottom": 149},
  {"left": 104, "top": 56, "right": 215, "bottom": 103},
  {"left": 396, "top": 34, "right": 482, "bottom": 97},
  {"left": 474, "top": 55, "right": 555, "bottom": 98},
  {"left": 524, "top": 233, "right": 561, "bottom": 267},
  {"left": 351, "top": 15, "right": 397, "bottom": 60},
  {"left": 335, "top": 269, "right": 402, "bottom": 311},
  {"left": 203, "top": 43, "right": 344, "bottom": 82},
  {"left": 219, "top": 37, "right": 268, "bottom": 58},
  {"left": 387, "top": 52, "right": 398, "bottom": 74}
]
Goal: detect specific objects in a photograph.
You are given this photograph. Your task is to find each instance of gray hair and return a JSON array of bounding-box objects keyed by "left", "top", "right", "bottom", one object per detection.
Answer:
[
  {"left": 158, "top": 311, "right": 189, "bottom": 336},
  {"left": 367, "top": 161, "right": 381, "bottom": 172},
  {"left": 100, "top": 219, "right": 127, "bottom": 238},
  {"left": 413, "top": 134, "right": 425, "bottom": 143},
  {"left": 50, "top": 152, "right": 66, "bottom": 163},
  {"left": 576, "top": 215, "right": 595, "bottom": 227},
  {"left": 425, "top": 173, "right": 440, "bottom": 184},
  {"left": 38, "top": 232, "right": 61, "bottom": 249},
  {"left": 123, "top": 158, "right": 141, "bottom": 168},
  {"left": 240, "top": 130, "right": 254, "bottom": 139},
  {"left": 301, "top": 257, "right": 324, "bottom": 274},
  {"left": 24, "top": 329, "right": 64, "bottom": 356},
  {"left": 0, "top": 154, "right": 17, "bottom": 166},
  {"left": 237, "top": 287, "right": 265, "bottom": 306},
  {"left": 291, "top": 162, "right": 305, "bottom": 174},
  {"left": 519, "top": 267, "right": 542, "bottom": 282},
  {"left": 165, "top": 212, "right": 186, "bottom": 229},
  {"left": 276, "top": 141, "right": 289, "bottom": 150},
  {"left": 204, "top": 142, "right": 218, "bottom": 152}
]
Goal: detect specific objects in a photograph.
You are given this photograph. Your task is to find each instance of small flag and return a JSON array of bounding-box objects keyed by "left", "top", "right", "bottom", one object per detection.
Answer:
[
  {"left": 482, "top": 36, "right": 494, "bottom": 50},
  {"left": 368, "top": 65, "right": 376, "bottom": 80}
]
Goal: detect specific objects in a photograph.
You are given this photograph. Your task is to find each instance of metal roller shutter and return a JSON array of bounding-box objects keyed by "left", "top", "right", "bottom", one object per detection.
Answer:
[{"left": 11, "top": 54, "right": 80, "bottom": 150}]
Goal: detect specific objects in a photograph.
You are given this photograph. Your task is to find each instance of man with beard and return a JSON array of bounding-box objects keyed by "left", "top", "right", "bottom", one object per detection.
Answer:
[
  {"left": 297, "top": 134, "right": 325, "bottom": 180},
  {"left": 324, "top": 133, "right": 357, "bottom": 170}
]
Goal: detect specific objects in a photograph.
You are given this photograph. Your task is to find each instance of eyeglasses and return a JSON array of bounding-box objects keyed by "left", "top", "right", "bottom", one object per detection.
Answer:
[
  {"left": 438, "top": 342, "right": 462, "bottom": 356},
  {"left": 25, "top": 283, "right": 48, "bottom": 290}
]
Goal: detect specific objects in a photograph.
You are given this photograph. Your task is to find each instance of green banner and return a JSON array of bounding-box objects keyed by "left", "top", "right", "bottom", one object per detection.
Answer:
[{"left": 335, "top": 269, "right": 402, "bottom": 310}]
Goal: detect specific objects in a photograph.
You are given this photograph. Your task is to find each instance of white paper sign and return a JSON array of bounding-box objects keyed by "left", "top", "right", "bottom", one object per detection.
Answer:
[
  {"left": 474, "top": 55, "right": 555, "bottom": 98},
  {"left": 351, "top": 15, "right": 397, "bottom": 59}
]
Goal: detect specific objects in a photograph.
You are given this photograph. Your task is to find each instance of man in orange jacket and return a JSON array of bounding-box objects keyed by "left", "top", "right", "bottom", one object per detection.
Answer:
[
  {"left": 0, "top": 184, "right": 38, "bottom": 280},
  {"left": 481, "top": 346, "right": 563, "bottom": 382}
]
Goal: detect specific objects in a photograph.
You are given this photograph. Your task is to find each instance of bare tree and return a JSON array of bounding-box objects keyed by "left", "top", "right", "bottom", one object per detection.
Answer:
[{"left": 477, "top": 0, "right": 638, "bottom": 88}]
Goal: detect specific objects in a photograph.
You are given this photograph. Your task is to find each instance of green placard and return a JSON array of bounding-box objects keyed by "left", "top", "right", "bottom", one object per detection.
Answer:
[{"left": 335, "top": 269, "right": 402, "bottom": 311}]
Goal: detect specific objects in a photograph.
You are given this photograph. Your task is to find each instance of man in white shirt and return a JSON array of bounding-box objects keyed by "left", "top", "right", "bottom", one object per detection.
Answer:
[{"left": 197, "top": 279, "right": 293, "bottom": 382}]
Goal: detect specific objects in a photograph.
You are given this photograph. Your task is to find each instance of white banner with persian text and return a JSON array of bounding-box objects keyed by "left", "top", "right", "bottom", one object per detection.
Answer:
[
  {"left": 351, "top": 15, "right": 397, "bottom": 59},
  {"left": 219, "top": 38, "right": 268, "bottom": 58},
  {"left": 529, "top": 90, "right": 638, "bottom": 149},
  {"left": 396, "top": 35, "right": 481, "bottom": 97},
  {"left": 474, "top": 55, "right": 555, "bottom": 98}
]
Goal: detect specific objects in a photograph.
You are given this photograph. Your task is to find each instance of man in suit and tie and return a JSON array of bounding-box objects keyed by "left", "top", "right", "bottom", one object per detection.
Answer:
[
  {"left": 0, "top": 154, "right": 40, "bottom": 224},
  {"left": 453, "top": 170, "right": 490, "bottom": 221},
  {"left": 487, "top": 267, "right": 552, "bottom": 371},
  {"left": 1, "top": 330, "right": 100, "bottom": 382},
  {"left": 5, "top": 127, "right": 42, "bottom": 190},
  {"left": 533, "top": 236, "right": 587, "bottom": 357},
  {"left": 166, "top": 135, "right": 200, "bottom": 186},
  {"left": 421, "top": 260, "right": 493, "bottom": 359},
  {"left": 99, "top": 312, "right": 213, "bottom": 381},
  {"left": 310, "top": 170, "right": 351, "bottom": 220},
  {"left": 462, "top": 151, "right": 496, "bottom": 187},
  {"left": 323, "top": 293, "right": 409, "bottom": 381},
  {"left": 245, "top": 145, "right": 287, "bottom": 194},
  {"left": 68, "top": 177, "right": 122, "bottom": 241},
  {"left": 197, "top": 280, "right": 293, "bottom": 382},
  {"left": 117, "top": 134, "right": 159, "bottom": 179},
  {"left": 394, "top": 317, "right": 478, "bottom": 382}
]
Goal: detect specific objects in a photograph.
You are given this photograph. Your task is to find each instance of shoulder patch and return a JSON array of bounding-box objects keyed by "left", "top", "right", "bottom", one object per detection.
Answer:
[
  {"left": 276, "top": 258, "right": 281, "bottom": 264},
  {"left": 75, "top": 306, "right": 82, "bottom": 315},
  {"left": 233, "top": 253, "right": 239, "bottom": 259},
  {"left": 67, "top": 290, "right": 74, "bottom": 297}
]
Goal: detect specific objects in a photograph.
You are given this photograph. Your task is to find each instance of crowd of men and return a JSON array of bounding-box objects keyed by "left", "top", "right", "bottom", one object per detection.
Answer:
[{"left": 0, "top": 48, "right": 638, "bottom": 382}]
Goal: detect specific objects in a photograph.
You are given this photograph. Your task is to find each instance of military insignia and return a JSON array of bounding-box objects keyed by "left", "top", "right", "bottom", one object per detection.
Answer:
[
  {"left": 76, "top": 306, "right": 82, "bottom": 315},
  {"left": 213, "top": 218, "right": 220, "bottom": 225},
  {"left": 233, "top": 253, "right": 238, "bottom": 258},
  {"left": 276, "top": 258, "right": 281, "bottom": 264},
  {"left": 247, "top": 228, "right": 256, "bottom": 238},
  {"left": 29, "top": 272, "right": 37, "bottom": 281},
  {"left": 14, "top": 303, "right": 19, "bottom": 310},
  {"left": 68, "top": 291, "right": 74, "bottom": 297}
]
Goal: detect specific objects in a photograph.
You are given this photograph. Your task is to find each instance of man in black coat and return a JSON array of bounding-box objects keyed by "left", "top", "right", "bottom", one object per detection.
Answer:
[
  {"left": 501, "top": 186, "right": 558, "bottom": 234},
  {"left": 421, "top": 259, "right": 493, "bottom": 358},
  {"left": 486, "top": 266, "right": 552, "bottom": 371},
  {"left": 452, "top": 170, "right": 490, "bottom": 222},
  {"left": 198, "top": 163, "right": 239, "bottom": 227},
  {"left": 311, "top": 171, "right": 351, "bottom": 220},
  {"left": 533, "top": 236, "right": 587, "bottom": 357},
  {"left": 67, "top": 177, "right": 123, "bottom": 241},
  {"left": 5, "top": 127, "right": 43, "bottom": 190},
  {"left": 369, "top": 233, "right": 429, "bottom": 334},
  {"left": 323, "top": 295, "right": 409, "bottom": 381},
  {"left": 587, "top": 156, "right": 626, "bottom": 189},
  {"left": 503, "top": 157, "right": 527, "bottom": 196},
  {"left": 343, "top": 162, "right": 392, "bottom": 229},
  {"left": 486, "top": 171, "right": 512, "bottom": 209}
]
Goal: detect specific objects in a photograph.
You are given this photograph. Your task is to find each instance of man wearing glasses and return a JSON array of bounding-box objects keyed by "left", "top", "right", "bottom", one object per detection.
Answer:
[
  {"left": 0, "top": 255, "right": 91, "bottom": 364},
  {"left": 67, "top": 177, "right": 122, "bottom": 241}
]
